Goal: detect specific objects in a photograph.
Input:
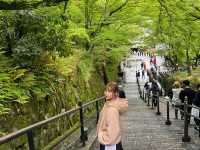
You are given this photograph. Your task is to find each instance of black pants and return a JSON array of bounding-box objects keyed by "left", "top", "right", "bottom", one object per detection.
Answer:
[
  {"left": 152, "top": 95, "right": 158, "bottom": 107},
  {"left": 100, "top": 142, "right": 123, "bottom": 150},
  {"left": 175, "top": 105, "right": 179, "bottom": 119}
]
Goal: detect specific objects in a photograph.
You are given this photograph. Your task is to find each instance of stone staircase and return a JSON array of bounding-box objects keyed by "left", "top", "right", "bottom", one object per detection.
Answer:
[
  {"left": 90, "top": 54, "right": 200, "bottom": 150},
  {"left": 91, "top": 79, "right": 200, "bottom": 150}
]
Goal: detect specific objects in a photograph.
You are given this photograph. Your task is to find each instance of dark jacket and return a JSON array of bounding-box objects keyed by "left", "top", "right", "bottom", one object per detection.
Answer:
[
  {"left": 138, "top": 72, "right": 140, "bottom": 77},
  {"left": 179, "top": 87, "right": 195, "bottom": 105},
  {"left": 151, "top": 82, "right": 160, "bottom": 96},
  {"left": 193, "top": 91, "right": 200, "bottom": 107},
  {"left": 142, "top": 70, "right": 145, "bottom": 75},
  {"left": 144, "top": 82, "right": 150, "bottom": 90}
]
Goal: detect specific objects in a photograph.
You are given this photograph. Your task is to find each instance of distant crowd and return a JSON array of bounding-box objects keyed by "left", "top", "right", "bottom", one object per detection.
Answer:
[
  {"left": 167, "top": 80, "right": 200, "bottom": 131},
  {"left": 142, "top": 77, "right": 200, "bottom": 132}
]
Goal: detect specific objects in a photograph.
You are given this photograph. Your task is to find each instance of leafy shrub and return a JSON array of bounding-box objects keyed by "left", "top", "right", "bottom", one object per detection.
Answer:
[{"left": 13, "top": 34, "right": 42, "bottom": 68}]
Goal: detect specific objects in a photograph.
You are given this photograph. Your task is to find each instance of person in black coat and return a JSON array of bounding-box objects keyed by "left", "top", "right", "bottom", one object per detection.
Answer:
[
  {"left": 150, "top": 79, "right": 161, "bottom": 107},
  {"left": 179, "top": 80, "right": 196, "bottom": 121},
  {"left": 136, "top": 71, "right": 138, "bottom": 78},
  {"left": 193, "top": 84, "right": 200, "bottom": 130},
  {"left": 142, "top": 70, "right": 145, "bottom": 79},
  {"left": 137, "top": 70, "right": 140, "bottom": 79}
]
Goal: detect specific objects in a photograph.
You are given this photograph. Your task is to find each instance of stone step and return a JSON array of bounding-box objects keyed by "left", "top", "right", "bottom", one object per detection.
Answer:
[{"left": 90, "top": 55, "right": 200, "bottom": 150}]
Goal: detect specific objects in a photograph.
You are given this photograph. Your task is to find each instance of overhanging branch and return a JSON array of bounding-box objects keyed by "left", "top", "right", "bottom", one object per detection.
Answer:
[
  {"left": 92, "top": 0, "right": 128, "bottom": 36},
  {"left": 109, "top": 0, "right": 128, "bottom": 16},
  {"left": 188, "top": 12, "right": 200, "bottom": 20}
]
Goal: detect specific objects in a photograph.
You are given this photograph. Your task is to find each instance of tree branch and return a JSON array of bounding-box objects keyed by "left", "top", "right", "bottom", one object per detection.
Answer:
[
  {"left": 63, "top": 0, "right": 69, "bottom": 13},
  {"left": 188, "top": 12, "right": 200, "bottom": 20},
  {"left": 193, "top": 4, "right": 200, "bottom": 12},
  {"left": 92, "top": 0, "right": 128, "bottom": 36},
  {"left": 109, "top": 0, "right": 128, "bottom": 16}
]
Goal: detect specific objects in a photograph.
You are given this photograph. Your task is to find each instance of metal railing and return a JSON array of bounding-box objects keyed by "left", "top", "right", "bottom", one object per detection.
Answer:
[
  {"left": 0, "top": 96, "right": 105, "bottom": 150},
  {"left": 159, "top": 97, "right": 200, "bottom": 141},
  {"left": 137, "top": 79, "right": 200, "bottom": 142}
]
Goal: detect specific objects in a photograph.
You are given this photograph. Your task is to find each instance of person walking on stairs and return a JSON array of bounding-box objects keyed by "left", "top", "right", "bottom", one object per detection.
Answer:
[
  {"left": 137, "top": 70, "right": 140, "bottom": 79},
  {"left": 179, "top": 80, "right": 195, "bottom": 122},
  {"left": 141, "top": 62, "right": 144, "bottom": 69},
  {"left": 151, "top": 79, "right": 161, "bottom": 107},
  {"left": 172, "top": 81, "right": 182, "bottom": 119},
  {"left": 97, "top": 82, "right": 128, "bottom": 150},
  {"left": 142, "top": 70, "right": 145, "bottom": 79}
]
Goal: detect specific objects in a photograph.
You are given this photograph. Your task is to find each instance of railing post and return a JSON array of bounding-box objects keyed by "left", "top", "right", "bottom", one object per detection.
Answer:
[
  {"left": 96, "top": 101, "right": 99, "bottom": 124},
  {"left": 165, "top": 101, "right": 171, "bottom": 125},
  {"left": 27, "top": 130, "right": 35, "bottom": 150},
  {"left": 156, "top": 93, "right": 161, "bottom": 115},
  {"left": 182, "top": 97, "right": 191, "bottom": 142},
  {"left": 78, "top": 101, "right": 86, "bottom": 146},
  {"left": 137, "top": 78, "right": 142, "bottom": 99}
]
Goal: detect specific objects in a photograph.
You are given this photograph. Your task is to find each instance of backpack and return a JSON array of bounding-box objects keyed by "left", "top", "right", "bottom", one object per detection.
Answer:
[
  {"left": 144, "top": 82, "right": 150, "bottom": 90},
  {"left": 152, "top": 82, "right": 159, "bottom": 91},
  {"left": 152, "top": 81, "right": 161, "bottom": 95}
]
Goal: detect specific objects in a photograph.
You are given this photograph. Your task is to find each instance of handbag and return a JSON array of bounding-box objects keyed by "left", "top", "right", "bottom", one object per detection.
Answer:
[{"left": 191, "top": 107, "right": 199, "bottom": 117}]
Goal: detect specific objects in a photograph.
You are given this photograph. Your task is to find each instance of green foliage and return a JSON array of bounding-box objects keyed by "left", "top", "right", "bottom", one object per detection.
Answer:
[
  {"left": 106, "top": 46, "right": 129, "bottom": 81},
  {"left": 0, "top": 0, "right": 165, "bottom": 120},
  {"left": 0, "top": 53, "right": 31, "bottom": 114},
  {"left": 166, "top": 67, "right": 200, "bottom": 90},
  {"left": 152, "top": 0, "right": 200, "bottom": 67},
  {"left": 4, "top": 0, "right": 199, "bottom": 149},
  {"left": 13, "top": 34, "right": 42, "bottom": 67},
  {"left": 67, "top": 21, "right": 90, "bottom": 48}
]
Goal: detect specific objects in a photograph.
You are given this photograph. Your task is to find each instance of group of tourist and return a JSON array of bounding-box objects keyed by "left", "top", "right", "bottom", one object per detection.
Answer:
[
  {"left": 171, "top": 80, "right": 200, "bottom": 131},
  {"left": 144, "top": 77, "right": 200, "bottom": 131},
  {"left": 131, "top": 50, "right": 150, "bottom": 57},
  {"left": 144, "top": 79, "right": 162, "bottom": 106},
  {"left": 143, "top": 69, "right": 200, "bottom": 132},
  {"left": 136, "top": 70, "right": 145, "bottom": 79}
]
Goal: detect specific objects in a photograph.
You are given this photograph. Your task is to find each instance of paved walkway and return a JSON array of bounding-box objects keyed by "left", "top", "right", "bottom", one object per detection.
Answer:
[
  {"left": 92, "top": 81, "right": 200, "bottom": 150},
  {"left": 91, "top": 54, "right": 200, "bottom": 150},
  {"left": 123, "top": 54, "right": 166, "bottom": 83},
  {"left": 121, "top": 82, "right": 200, "bottom": 150}
]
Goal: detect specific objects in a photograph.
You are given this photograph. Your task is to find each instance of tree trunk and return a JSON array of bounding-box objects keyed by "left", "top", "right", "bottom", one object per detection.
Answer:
[
  {"left": 102, "top": 65, "right": 108, "bottom": 85},
  {"left": 85, "top": 0, "right": 90, "bottom": 51},
  {"left": 195, "top": 57, "right": 198, "bottom": 67},
  {"left": 186, "top": 49, "right": 191, "bottom": 75}
]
